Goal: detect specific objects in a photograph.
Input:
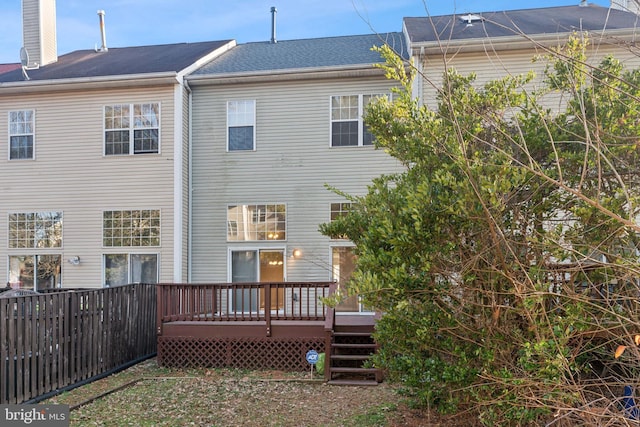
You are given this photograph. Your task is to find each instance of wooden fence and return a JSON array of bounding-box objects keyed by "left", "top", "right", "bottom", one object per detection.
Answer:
[{"left": 0, "top": 283, "right": 156, "bottom": 404}]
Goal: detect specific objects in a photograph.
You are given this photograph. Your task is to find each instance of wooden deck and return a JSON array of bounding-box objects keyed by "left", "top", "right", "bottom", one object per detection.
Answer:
[{"left": 156, "top": 282, "right": 382, "bottom": 384}]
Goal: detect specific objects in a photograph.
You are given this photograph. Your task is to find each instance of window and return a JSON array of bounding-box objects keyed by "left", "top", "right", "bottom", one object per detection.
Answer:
[
  {"left": 104, "top": 103, "right": 160, "bottom": 155},
  {"left": 227, "top": 100, "right": 255, "bottom": 151},
  {"left": 9, "top": 110, "right": 34, "bottom": 160},
  {"left": 104, "top": 253, "right": 157, "bottom": 286},
  {"left": 330, "top": 94, "right": 384, "bottom": 147},
  {"left": 103, "top": 210, "right": 160, "bottom": 247},
  {"left": 9, "top": 212, "right": 62, "bottom": 248},
  {"left": 330, "top": 202, "right": 353, "bottom": 240},
  {"left": 227, "top": 204, "right": 286, "bottom": 241},
  {"left": 9, "top": 254, "right": 61, "bottom": 291}
]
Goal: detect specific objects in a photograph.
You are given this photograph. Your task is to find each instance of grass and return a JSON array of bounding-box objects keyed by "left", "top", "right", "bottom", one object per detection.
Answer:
[{"left": 44, "top": 359, "right": 404, "bottom": 426}]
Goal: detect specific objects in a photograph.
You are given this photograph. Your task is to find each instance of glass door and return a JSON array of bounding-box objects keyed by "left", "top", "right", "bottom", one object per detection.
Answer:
[
  {"left": 259, "top": 250, "right": 285, "bottom": 311},
  {"left": 231, "top": 249, "right": 285, "bottom": 312},
  {"left": 332, "top": 246, "right": 371, "bottom": 313}
]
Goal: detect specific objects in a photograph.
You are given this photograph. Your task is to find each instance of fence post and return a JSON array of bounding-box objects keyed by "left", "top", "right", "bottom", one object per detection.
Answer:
[{"left": 156, "top": 284, "right": 163, "bottom": 336}]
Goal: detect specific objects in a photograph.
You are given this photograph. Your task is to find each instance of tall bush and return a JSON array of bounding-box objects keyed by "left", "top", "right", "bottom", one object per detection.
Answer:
[{"left": 321, "top": 37, "right": 640, "bottom": 425}]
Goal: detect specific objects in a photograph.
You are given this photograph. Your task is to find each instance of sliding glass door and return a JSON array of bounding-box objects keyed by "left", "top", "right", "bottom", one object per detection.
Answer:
[{"left": 230, "top": 249, "right": 284, "bottom": 312}]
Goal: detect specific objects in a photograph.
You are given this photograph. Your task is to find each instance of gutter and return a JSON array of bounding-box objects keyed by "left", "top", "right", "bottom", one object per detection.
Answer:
[
  {"left": 409, "top": 28, "right": 639, "bottom": 55},
  {"left": 0, "top": 72, "right": 180, "bottom": 95},
  {"left": 185, "top": 78, "right": 193, "bottom": 283},
  {"left": 186, "top": 65, "right": 387, "bottom": 86}
]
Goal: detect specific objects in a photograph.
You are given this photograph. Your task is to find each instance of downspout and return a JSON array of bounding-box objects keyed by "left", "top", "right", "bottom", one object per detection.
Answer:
[{"left": 185, "top": 79, "right": 193, "bottom": 282}]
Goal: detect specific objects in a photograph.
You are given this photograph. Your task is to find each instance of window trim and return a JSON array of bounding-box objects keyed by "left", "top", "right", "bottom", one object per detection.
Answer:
[
  {"left": 329, "top": 202, "right": 353, "bottom": 240},
  {"left": 102, "top": 209, "right": 161, "bottom": 248},
  {"left": 226, "top": 203, "right": 286, "bottom": 242},
  {"left": 329, "top": 94, "right": 385, "bottom": 148},
  {"left": 103, "top": 102, "right": 161, "bottom": 156},
  {"left": 330, "top": 245, "right": 372, "bottom": 314},
  {"left": 226, "top": 99, "right": 256, "bottom": 152},
  {"left": 8, "top": 254, "right": 62, "bottom": 291},
  {"left": 8, "top": 211, "right": 63, "bottom": 249},
  {"left": 102, "top": 252, "right": 159, "bottom": 287},
  {"left": 8, "top": 109, "right": 35, "bottom": 160}
]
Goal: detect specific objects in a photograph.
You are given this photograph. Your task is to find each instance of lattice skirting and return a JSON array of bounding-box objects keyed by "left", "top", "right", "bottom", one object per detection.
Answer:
[{"left": 157, "top": 336, "right": 325, "bottom": 371}]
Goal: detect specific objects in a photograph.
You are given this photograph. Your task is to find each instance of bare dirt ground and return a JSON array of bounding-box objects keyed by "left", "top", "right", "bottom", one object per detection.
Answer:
[{"left": 44, "top": 358, "right": 465, "bottom": 426}]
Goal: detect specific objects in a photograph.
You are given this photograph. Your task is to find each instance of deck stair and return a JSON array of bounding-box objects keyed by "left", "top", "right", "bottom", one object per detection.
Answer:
[{"left": 327, "top": 324, "right": 382, "bottom": 386}]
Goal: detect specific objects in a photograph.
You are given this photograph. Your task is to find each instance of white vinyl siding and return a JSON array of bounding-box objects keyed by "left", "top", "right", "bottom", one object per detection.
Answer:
[
  {"left": 0, "top": 86, "right": 177, "bottom": 287},
  {"left": 418, "top": 47, "right": 640, "bottom": 111},
  {"left": 190, "top": 78, "right": 404, "bottom": 282}
]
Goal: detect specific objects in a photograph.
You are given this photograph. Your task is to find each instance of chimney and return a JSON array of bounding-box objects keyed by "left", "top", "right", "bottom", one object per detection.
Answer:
[
  {"left": 611, "top": 0, "right": 640, "bottom": 14},
  {"left": 97, "top": 10, "right": 108, "bottom": 52},
  {"left": 270, "top": 6, "right": 277, "bottom": 44},
  {"left": 22, "top": 0, "right": 58, "bottom": 68}
]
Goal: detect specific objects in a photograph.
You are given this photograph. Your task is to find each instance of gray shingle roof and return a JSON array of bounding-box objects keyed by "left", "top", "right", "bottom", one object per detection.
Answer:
[
  {"left": 404, "top": 5, "right": 640, "bottom": 44},
  {"left": 192, "top": 33, "right": 407, "bottom": 76},
  {"left": 0, "top": 40, "right": 232, "bottom": 83}
]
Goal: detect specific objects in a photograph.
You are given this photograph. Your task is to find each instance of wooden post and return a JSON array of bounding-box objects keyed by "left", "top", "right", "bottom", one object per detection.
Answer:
[{"left": 265, "top": 282, "right": 271, "bottom": 337}]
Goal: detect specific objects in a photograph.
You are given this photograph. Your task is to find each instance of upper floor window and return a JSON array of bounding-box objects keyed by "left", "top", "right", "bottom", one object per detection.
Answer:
[
  {"left": 9, "top": 212, "right": 62, "bottom": 248},
  {"left": 103, "top": 210, "right": 161, "bottom": 247},
  {"left": 227, "top": 100, "right": 255, "bottom": 151},
  {"left": 9, "top": 110, "right": 35, "bottom": 160},
  {"left": 330, "top": 94, "right": 383, "bottom": 147},
  {"left": 227, "top": 204, "right": 286, "bottom": 241},
  {"left": 104, "top": 103, "right": 160, "bottom": 155}
]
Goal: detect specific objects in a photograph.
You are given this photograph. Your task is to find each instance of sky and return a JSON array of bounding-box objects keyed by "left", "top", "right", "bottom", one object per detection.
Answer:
[{"left": 0, "top": 0, "right": 613, "bottom": 64}]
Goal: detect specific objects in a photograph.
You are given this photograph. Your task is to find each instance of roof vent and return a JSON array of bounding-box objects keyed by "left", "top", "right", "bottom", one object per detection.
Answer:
[
  {"left": 270, "top": 6, "right": 277, "bottom": 44},
  {"left": 97, "top": 10, "right": 108, "bottom": 52},
  {"left": 459, "top": 13, "right": 484, "bottom": 26}
]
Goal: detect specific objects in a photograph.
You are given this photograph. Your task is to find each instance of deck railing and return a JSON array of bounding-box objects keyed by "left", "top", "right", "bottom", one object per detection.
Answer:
[{"left": 157, "top": 282, "right": 334, "bottom": 331}]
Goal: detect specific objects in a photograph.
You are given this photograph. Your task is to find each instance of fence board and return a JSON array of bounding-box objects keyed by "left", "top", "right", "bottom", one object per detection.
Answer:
[{"left": 0, "top": 283, "right": 156, "bottom": 405}]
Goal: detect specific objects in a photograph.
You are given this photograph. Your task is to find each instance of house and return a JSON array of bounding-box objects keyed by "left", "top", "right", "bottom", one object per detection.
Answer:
[
  {"left": 186, "top": 32, "right": 407, "bottom": 297},
  {"left": 154, "top": 32, "right": 408, "bottom": 382},
  {"left": 404, "top": 3, "right": 640, "bottom": 109},
  {"left": 3, "top": 0, "right": 640, "bottom": 380},
  {"left": 0, "top": 0, "right": 234, "bottom": 289}
]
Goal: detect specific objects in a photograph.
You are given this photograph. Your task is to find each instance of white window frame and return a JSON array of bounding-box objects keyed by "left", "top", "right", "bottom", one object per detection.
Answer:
[
  {"left": 330, "top": 245, "right": 372, "bottom": 314},
  {"left": 102, "top": 209, "right": 161, "bottom": 248},
  {"left": 103, "top": 102, "right": 161, "bottom": 156},
  {"left": 329, "top": 94, "right": 385, "bottom": 147},
  {"left": 8, "top": 211, "right": 63, "bottom": 249},
  {"left": 329, "top": 202, "right": 353, "bottom": 240},
  {"left": 8, "top": 254, "right": 62, "bottom": 291},
  {"left": 226, "top": 100, "right": 256, "bottom": 152},
  {"left": 226, "top": 247, "right": 287, "bottom": 314},
  {"left": 226, "top": 203, "right": 286, "bottom": 242},
  {"left": 8, "top": 109, "right": 35, "bottom": 160},
  {"left": 103, "top": 253, "right": 159, "bottom": 287}
]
